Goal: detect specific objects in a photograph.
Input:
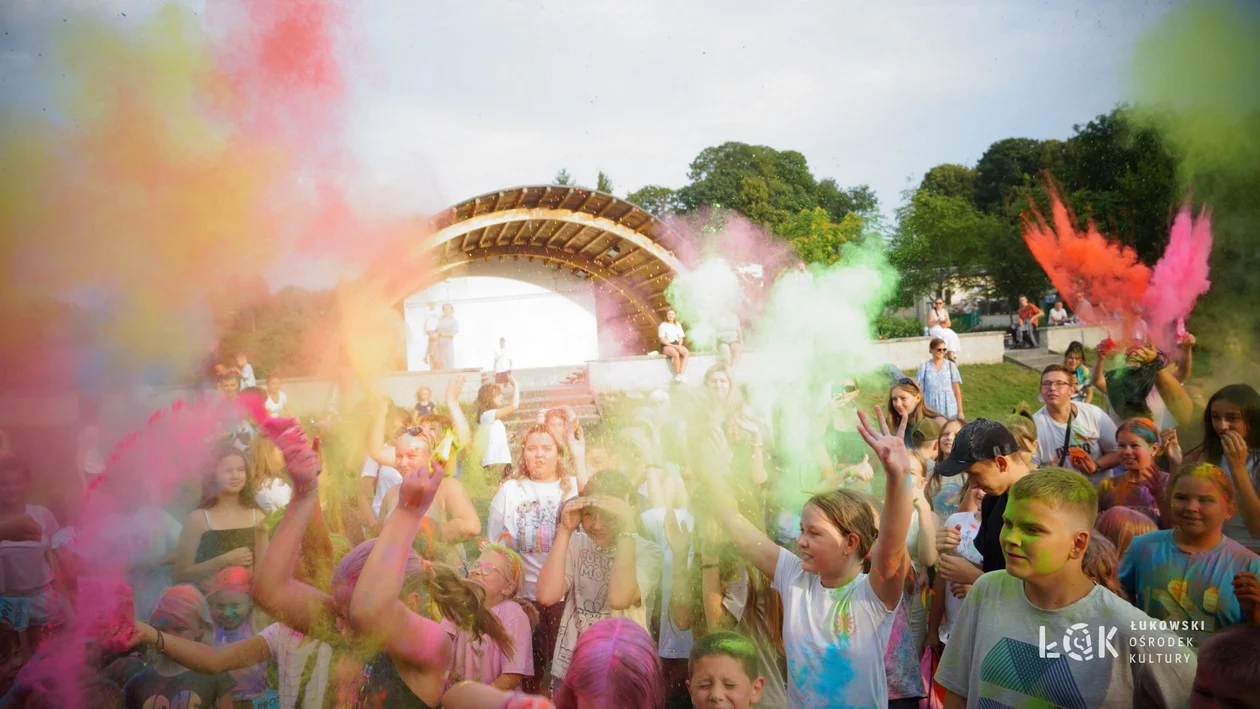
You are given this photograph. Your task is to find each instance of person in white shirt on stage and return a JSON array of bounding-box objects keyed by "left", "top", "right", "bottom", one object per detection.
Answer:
[{"left": 658, "top": 310, "right": 689, "bottom": 383}]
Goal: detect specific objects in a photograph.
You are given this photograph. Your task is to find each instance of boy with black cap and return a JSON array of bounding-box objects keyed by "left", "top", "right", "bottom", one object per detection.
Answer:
[{"left": 934, "top": 419, "right": 1031, "bottom": 592}]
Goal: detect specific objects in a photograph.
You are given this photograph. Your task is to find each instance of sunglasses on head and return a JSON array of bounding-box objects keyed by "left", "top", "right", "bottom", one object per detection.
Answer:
[{"left": 897, "top": 377, "right": 917, "bottom": 387}]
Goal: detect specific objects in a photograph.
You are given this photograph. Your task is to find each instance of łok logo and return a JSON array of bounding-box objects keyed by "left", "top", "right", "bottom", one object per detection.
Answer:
[{"left": 1039, "top": 623, "right": 1119, "bottom": 661}]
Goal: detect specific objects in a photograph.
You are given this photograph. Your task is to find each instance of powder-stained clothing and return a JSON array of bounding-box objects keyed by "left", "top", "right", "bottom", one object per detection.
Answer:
[
  {"left": 1120, "top": 529, "right": 1260, "bottom": 645},
  {"left": 443, "top": 599, "right": 534, "bottom": 686},
  {"left": 550, "top": 532, "right": 662, "bottom": 680},
  {"left": 122, "top": 667, "right": 235, "bottom": 709},
  {"left": 936, "top": 571, "right": 1196, "bottom": 708},
  {"left": 771, "top": 547, "right": 896, "bottom": 708}
]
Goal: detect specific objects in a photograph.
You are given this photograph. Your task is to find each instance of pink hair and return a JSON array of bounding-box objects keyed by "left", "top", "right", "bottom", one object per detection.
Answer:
[
  {"left": 555, "top": 618, "right": 663, "bottom": 709},
  {"left": 206, "top": 566, "right": 252, "bottom": 596}
]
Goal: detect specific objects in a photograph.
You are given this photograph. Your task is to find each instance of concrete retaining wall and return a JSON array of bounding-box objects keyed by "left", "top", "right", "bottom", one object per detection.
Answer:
[{"left": 1044, "top": 325, "right": 1108, "bottom": 353}]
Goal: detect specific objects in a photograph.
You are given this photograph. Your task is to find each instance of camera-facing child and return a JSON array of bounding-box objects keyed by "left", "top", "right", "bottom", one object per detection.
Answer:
[{"left": 687, "top": 631, "right": 764, "bottom": 709}]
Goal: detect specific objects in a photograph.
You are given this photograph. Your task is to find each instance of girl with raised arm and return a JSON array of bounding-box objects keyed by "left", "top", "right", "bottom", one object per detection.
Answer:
[
  {"left": 251, "top": 423, "right": 509, "bottom": 707},
  {"left": 700, "top": 406, "right": 914, "bottom": 707}
]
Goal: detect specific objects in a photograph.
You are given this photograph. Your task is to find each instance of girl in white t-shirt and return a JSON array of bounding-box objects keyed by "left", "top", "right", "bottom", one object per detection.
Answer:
[
  {"left": 486, "top": 425, "right": 579, "bottom": 692},
  {"left": 658, "top": 309, "right": 689, "bottom": 382},
  {"left": 249, "top": 437, "right": 293, "bottom": 515},
  {"left": 702, "top": 409, "right": 915, "bottom": 708},
  {"left": 476, "top": 379, "right": 520, "bottom": 474}
]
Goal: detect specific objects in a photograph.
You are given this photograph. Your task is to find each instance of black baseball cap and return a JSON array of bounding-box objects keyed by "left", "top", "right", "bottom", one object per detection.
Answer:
[{"left": 936, "top": 418, "right": 1021, "bottom": 477}]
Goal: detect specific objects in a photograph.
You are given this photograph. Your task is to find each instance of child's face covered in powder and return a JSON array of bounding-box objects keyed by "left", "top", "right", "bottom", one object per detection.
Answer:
[{"left": 209, "top": 589, "right": 252, "bottom": 631}]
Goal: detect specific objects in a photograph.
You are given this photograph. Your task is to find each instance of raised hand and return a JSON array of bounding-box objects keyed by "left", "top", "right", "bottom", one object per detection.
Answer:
[
  {"left": 396, "top": 462, "right": 443, "bottom": 513},
  {"left": 446, "top": 375, "right": 466, "bottom": 403},
  {"left": 568, "top": 422, "right": 586, "bottom": 459},
  {"left": 558, "top": 498, "right": 591, "bottom": 533},
  {"left": 663, "top": 508, "right": 691, "bottom": 557},
  {"left": 1160, "top": 428, "right": 1183, "bottom": 469},
  {"left": 271, "top": 419, "right": 321, "bottom": 494},
  {"left": 854, "top": 405, "right": 910, "bottom": 482},
  {"left": 1233, "top": 572, "right": 1260, "bottom": 625},
  {"left": 594, "top": 495, "right": 636, "bottom": 531},
  {"left": 1223, "top": 430, "right": 1250, "bottom": 472}
]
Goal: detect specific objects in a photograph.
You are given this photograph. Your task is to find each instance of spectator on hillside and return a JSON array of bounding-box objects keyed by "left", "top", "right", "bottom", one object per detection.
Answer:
[
  {"left": 1013, "top": 295, "right": 1043, "bottom": 348},
  {"left": 1048, "top": 299, "right": 1070, "bottom": 327},
  {"left": 493, "top": 337, "right": 513, "bottom": 386},
  {"left": 927, "top": 297, "right": 961, "bottom": 360}
]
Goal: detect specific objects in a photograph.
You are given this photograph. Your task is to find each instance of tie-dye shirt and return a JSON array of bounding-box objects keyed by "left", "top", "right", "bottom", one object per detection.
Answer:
[
  {"left": 1119, "top": 530, "right": 1260, "bottom": 645},
  {"left": 771, "top": 547, "right": 896, "bottom": 708}
]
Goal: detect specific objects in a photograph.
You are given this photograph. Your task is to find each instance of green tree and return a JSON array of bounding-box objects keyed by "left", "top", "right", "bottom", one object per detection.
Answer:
[
  {"left": 779, "top": 207, "right": 864, "bottom": 265},
  {"left": 626, "top": 185, "right": 681, "bottom": 216},
  {"left": 596, "top": 171, "right": 613, "bottom": 193},
  {"left": 889, "top": 190, "right": 1002, "bottom": 306},
  {"left": 973, "top": 138, "right": 1043, "bottom": 214},
  {"left": 919, "top": 164, "right": 976, "bottom": 204},
  {"left": 1061, "top": 109, "right": 1178, "bottom": 262},
  {"left": 676, "top": 142, "right": 818, "bottom": 230},
  {"left": 554, "top": 169, "right": 573, "bottom": 186}
]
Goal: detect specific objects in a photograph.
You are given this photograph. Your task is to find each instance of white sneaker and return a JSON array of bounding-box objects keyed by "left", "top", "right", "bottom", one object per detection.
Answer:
[{"left": 674, "top": 374, "right": 687, "bottom": 384}]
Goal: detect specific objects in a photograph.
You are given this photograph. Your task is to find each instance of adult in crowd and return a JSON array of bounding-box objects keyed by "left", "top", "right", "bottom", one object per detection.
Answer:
[
  {"left": 658, "top": 309, "right": 689, "bottom": 383},
  {"left": 815, "top": 378, "right": 874, "bottom": 494},
  {"left": 1048, "top": 299, "right": 1070, "bottom": 326},
  {"left": 916, "top": 338, "right": 963, "bottom": 420},
  {"left": 1029, "top": 364, "right": 1120, "bottom": 476},
  {"left": 926, "top": 297, "right": 961, "bottom": 360},
  {"left": 436, "top": 303, "right": 460, "bottom": 370},
  {"left": 1013, "top": 294, "right": 1042, "bottom": 348}
]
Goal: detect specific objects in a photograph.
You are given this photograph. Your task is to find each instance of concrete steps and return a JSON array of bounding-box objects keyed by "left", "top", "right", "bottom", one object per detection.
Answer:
[{"left": 1003, "top": 343, "right": 1064, "bottom": 372}]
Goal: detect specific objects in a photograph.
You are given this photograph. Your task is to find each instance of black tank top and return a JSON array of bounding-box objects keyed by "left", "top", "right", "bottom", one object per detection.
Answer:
[
  {"left": 358, "top": 654, "right": 437, "bottom": 709},
  {"left": 193, "top": 509, "right": 257, "bottom": 565}
]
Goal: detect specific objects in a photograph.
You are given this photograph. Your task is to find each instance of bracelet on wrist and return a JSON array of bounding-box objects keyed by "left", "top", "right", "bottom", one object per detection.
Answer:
[{"left": 155, "top": 629, "right": 165, "bottom": 653}]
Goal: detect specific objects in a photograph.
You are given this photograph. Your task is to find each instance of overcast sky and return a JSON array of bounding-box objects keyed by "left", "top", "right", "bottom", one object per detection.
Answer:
[{"left": 1, "top": 0, "right": 1180, "bottom": 221}]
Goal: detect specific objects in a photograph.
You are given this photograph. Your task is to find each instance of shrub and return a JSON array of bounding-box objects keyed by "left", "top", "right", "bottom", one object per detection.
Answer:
[{"left": 872, "top": 314, "right": 923, "bottom": 340}]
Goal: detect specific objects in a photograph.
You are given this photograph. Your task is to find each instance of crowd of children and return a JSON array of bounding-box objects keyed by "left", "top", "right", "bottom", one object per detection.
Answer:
[{"left": 2, "top": 333, "right": 1260, "bottom": 709}]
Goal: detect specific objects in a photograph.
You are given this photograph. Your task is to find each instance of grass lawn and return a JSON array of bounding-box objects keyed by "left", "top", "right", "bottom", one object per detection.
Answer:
[
  {"left": 852, "top": 361, "right": 1044, "bottom": 422},
  {"left": 952, "top": 362, "right": 1045, "bottom": 420}
]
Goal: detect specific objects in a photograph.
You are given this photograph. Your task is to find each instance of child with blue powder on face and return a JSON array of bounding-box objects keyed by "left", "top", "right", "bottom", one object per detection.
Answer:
[
  {"left": 205, "top": 566, "right": 270, "bottom": 708},
  {"left": 936, "top": 468, "right": 1196, "bottom": 708},
  {"left": 1120, "top": 462, "right": 1260, "bottom": 647},
  {"left": 702, "top": 406, "right": 915, "bottom": 708}
]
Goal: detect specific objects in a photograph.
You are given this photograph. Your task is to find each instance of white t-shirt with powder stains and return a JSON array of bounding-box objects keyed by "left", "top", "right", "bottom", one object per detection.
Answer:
[{"left": 771, "top": 547, "right": 896, "bottom": 708}]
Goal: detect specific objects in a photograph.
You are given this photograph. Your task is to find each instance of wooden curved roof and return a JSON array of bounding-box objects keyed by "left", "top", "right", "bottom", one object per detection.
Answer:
[{"left": 428, "top": 185, "right": 686, "bottom": 350}]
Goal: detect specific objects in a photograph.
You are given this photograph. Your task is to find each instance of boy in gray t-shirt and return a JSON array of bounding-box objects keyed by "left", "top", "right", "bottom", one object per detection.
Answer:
[{"left": 936, "top": 468, "right": 1195, "bottom": 708}]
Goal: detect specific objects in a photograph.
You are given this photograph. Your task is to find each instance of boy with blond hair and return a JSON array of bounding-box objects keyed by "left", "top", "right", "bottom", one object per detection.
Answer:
[{"left": 936, "top": 468, "right": 1195, "bottom": 708}]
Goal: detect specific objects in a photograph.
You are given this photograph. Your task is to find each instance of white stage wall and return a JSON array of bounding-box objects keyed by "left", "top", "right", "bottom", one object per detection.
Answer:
[{"left": 403, "top": 261, "right": 600, "bottom": 372}]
